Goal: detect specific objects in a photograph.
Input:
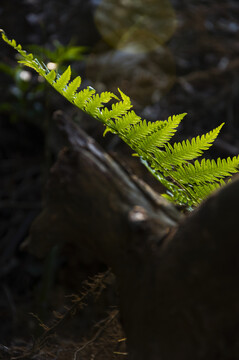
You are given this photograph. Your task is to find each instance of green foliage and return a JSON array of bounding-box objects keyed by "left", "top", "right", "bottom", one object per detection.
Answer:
[
  {"left": 1, "top": 29, "right": 239, "bottom": 209},
  {"left": 0, "top": 59, "right": 46, "bottom": 122},
  {"left": 0, "top": 35, "right": 86, "bottom": 123},
  {"left": 27, "top": 40, "right": 86, "bottom": 67}
]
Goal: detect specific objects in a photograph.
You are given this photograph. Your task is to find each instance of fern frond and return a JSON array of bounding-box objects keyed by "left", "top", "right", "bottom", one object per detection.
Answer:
[
  {"left": 163, "top": 123, "right": 224, "bottom": 166},
  {"left": 142, "top": 159, "right": 194, "bottom": 207},
  {"left": 125, "top": 120, "right": 156, "bottom": 144},
  {"left": 136, "top": 114, "right": 184, "bottom": 156},
  {"left": 2, "top": 30, "right": 239, "bottom": 210},
  {"left": 174, "top": 156, "right": 239, "bottom": 184},
  {"left": 54, "top": 65, "right": 71, "bottom": 92},
  {"left": 73, "top": 87, "right": 96, "bottom": 108},
  {"left": 189, "top": 179, "right": 226, "bottom": 202},
  {"left": 118, "top": 88, "right": 131, "bottom": 107},
  {"left": 0, "top": 30, "right": 116, "bottom": 120},
  {"left": 99, "top": 97, "right": 133, "bottom": 123},
  {"left": 112, "top": 113, "right": 186, "bottom": 158},
  {"left": 64, "top": 76, "right": 82, "bottom": 100},
  {"left": 154, "top": 113, "right": 187, "bottom": 146},
  {"left": 104, "top": 110, "right": 142, "bottom": 136},
  {"left": 84, "top": 92, "right": 118, "bottom": 118},
  {"left": 113, "top": 110, "right": 141, "bottom": 133},
  {"left": 151, "top": 123, "right": 224, "bottom": 170},
  {"left": 45, "top": 69, "right": 57, "bottom": 83}
]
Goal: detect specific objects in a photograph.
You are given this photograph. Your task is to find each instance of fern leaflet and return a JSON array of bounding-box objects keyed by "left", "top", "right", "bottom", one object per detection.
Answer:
[
  {"left": 64, "top": 76, "right": 82, "bottom": 100},
  {"left": 54, "top": 65, "right": 71, "bottom": 92},
  {"left": 174, "top": 156, "right": 239, "bottom": 184}
]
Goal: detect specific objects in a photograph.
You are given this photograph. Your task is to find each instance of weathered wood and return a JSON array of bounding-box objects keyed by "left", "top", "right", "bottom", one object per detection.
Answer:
[
  {"left": 120, "top": 176, "right": 239, "bottom": 360},
  {"left": 28, "top": 110, "right": 180, "bottom": 265},
  {"left": 28, "top": 111, "right": 239, "bottom": 359}
]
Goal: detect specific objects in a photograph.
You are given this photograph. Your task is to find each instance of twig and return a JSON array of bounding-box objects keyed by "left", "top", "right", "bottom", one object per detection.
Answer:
[{"left": 73, "top": 310, "right": 119, "bottom": 360}]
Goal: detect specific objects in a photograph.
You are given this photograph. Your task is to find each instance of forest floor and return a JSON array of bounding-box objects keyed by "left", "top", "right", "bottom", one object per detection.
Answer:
[{"left": 0, "top": 0, "right": 239, "bottom": 359}]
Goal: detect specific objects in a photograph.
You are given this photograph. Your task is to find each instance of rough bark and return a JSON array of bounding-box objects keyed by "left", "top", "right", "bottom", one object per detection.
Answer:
[{"left": 27, "top": 111, "right": 239, "bottom": 360}]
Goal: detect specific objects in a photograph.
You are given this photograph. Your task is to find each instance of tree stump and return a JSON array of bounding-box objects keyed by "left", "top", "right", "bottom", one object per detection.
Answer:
[{"left": 27, "top": 111, "right": 239, "bottom": 360}]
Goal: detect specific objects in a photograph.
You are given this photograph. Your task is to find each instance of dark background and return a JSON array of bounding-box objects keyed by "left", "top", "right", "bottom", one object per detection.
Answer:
[{"left": 0, "top": 0, "right": 239, "bottom": 358}]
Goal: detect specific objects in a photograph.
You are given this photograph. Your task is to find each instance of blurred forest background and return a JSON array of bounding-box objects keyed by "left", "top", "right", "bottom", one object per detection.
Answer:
[{"left": 0, "top": 0, "right": 239, "bottom": 359}]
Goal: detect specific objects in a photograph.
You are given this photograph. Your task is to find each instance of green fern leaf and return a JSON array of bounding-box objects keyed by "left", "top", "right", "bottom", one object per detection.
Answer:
[
  {"left": 138, "top": 114, "right": 185, "bottom": 154},
  {"left": 151, "top": 123, "right": 224, "bottom": 171},
  {"left": 84, "top": 92, "right": 117, "bottom": 117},
  {"left": 64, "top": 76, "right": 82, "bottom": 100},
  {"left": 162, "top": 123, "right": 224, "bottom": 166},
  {"left": 113, "top": 111, "right": 141, "bottom": 132},
  {"left": 133, "top": 113, "right": 186, "bottom": 161},
  {"left": 99, "top": 90, "right": 133, "bottom": 123},
  {"left": 118, "top": 88, "right": 131, "bottom": 107},
  {"left": 142, "top": 159, "right": 194, "bottom": 206},
  {"left": 1, "top": 31, "right": 33, "bottom": 62},
  {"left": 103, "top": 110, "right": 141, "bottom": 136},
  {"left": 18, "top": 59, "right": 43, "bottom": 75},
  {"left": 45, "top": 69, "right": 57, "bottom": 83},
  {"left": 100, "top": 101, "right": 131, "bottom": 121},
  {"left": 190, "top": 180, "right": 226, "bottom": 201},
  {"left": 155, "top": 113, "right": 187, "bottom": 145},
  {"left": 125, "top": 120, "right": 154, "bottom": 144},
  {"left": 54, "top": 65, "right": 71, "bottom": 92},
  {"left": 74, "top": 87, "right": 96, "bottom": 108},
  {"left": 121, "top": 119, "right": 159, "bottom": 139},
  {"left": 174, "top": 156, "right": 239, "bottom": 184},
  {"left": 115, "top": 114, "right": 186, "bottom": 152}
]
